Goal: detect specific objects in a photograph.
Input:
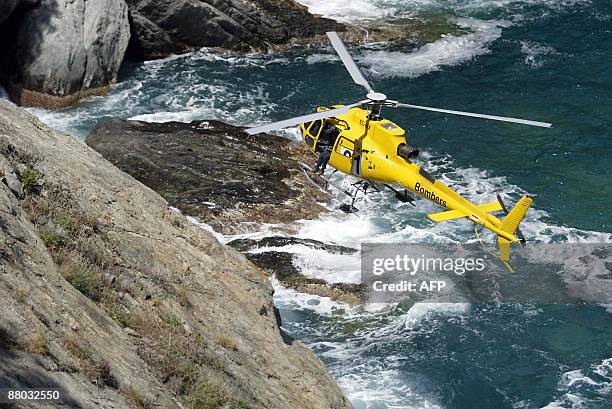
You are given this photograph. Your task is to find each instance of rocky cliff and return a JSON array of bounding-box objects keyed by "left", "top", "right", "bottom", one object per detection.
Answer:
[
  {"left": 124, "top": 0, "right": 344, "bottom": 60},
  {"left": 0, "top": 0, "right": 131, "bottom": 109},
  {"left": 0, "top": 0, "right": 344, "bottom": 108},
  {"left": 0, "top": 100, "right": 352, "bottom": 408}
]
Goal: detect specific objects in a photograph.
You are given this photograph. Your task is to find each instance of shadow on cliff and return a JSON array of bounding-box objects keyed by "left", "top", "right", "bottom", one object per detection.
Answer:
[
  {"left": 0, "top": 327, "right": 80, "bottom": 409},
  {"left": 0, "top": 0, "right": 59, "bottom": 92}
]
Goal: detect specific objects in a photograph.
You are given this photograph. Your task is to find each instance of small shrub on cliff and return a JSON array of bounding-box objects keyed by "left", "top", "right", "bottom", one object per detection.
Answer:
[
  {"left": 123, "top": 386, "right": 152, "bottom": 409},
  {"left": 14, "top": 287, "right": 27, "bottom": 303},
  {"left": 26, "top": 195, "right": 49, "bottom": 224},
  {"left": 62, "top": 335, "right": 84, "bottom": 357},
  {"left": 96, "top": 360, "right": 119, "bottom": 389},
  {"left": 102, "top": 294, "right": 132, "bottom": 328},
  {"left": 63, "top": 336, "right": 119, "bottom": 388},
  {"left": 26, "top": 330, "right": 48, "bottom": 355},
  {"left": 18, "top": 168, "right": 38, "bottom": 194},
  {"left": 40, "top": 226, "right": 64, "bottom": 250},
  {"left": 60, "top": 259, "right": 103, "bottom": 301},
  {"left": 190, "top": 380, "right": 226, "bottom": 409},
  {"left": 216, "top": 335, "right": 237, "bottom": 351},
  {"left": 176, "top": 287, "right": 192, "bottom": 307}
]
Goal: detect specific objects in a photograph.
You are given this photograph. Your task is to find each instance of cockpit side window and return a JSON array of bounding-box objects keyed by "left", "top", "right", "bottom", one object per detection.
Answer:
[{"left": 309, "top": 120, "right": 322, "bottom": 137}]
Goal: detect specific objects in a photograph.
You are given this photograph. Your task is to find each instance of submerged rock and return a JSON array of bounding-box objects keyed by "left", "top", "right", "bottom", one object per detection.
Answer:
[
  {"left": 86, "top": 119, "right": 329, "bottom": 234},
  {"left": 228, "top": 236, "right": 357, "bottom": 255},
  {"left": 245, "top": 251, "right": 365, "bottom": 305},
  {"left": 228, "top": 237, "right": 364, "bottom": 303},
  {"left": 124, "top": 0, "right": 344, "bottom": 60},
  {"left": 0, "top": 100, "right": 352, "bottom": 408}
]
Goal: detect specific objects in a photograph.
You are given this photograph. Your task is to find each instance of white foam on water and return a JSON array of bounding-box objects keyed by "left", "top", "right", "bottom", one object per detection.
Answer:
[
  {"left": 305, "top": 53, "right": 340, "bottom": 65},
  {"left": 399, "top": 302, "right": 471, "bottom": 328},
  {"left": 521, "top": 41, "right": 558, "bottom": 69},
  {"left": 271, "top": 277, "right": 360, "bottom": 315},
  {"left": 295, "top": 0, "right": 397, "bottom": 23},
  {"left": 357, "top": 18, "right": 510, "bottom": 78},
  {"left": 127, "top": 78, "right": 275, "bottom": 126},
  {"left": 248, "top": 243, "right": 362, "bottom": 284},
  {"left": 542, "top": 358, "right": 612, "bottom": 408},
  {"left": 337, "top": 368, "right": 443, "bottom": 409},
  {"left": 0, "top": 86, "right": 8, "bottom": 100},
  {"left": 26, "top": 48, "right": 283, "bottom": 137},
  {"left": 142, "top": 52, "right": 193, "bottom": 65},
  {"left": 297, "top": 0, "right": 591, "bottom": 23},
  {"left": 185, "top": 216, "right": 227, "bottom": 243}
]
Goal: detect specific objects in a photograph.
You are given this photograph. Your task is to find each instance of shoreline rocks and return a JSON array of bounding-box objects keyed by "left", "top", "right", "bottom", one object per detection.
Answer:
[
  {"left": 124, "top": 0, "right": 344, "bottom": 60},
  {"left": 0, "top": 0, "right": 346, "bottom": 107},
  {"left": 86, "top": 118, "right": 365, "bottom": 303},
  {"left": 228, "top": 237, "right": 365, "bottom": 305}
]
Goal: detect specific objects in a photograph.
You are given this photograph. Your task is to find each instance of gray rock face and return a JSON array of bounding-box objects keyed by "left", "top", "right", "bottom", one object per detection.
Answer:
[
  {"left": 3, "top": 0, "right": 130, "bottom": 108},
  {"left": 1, "top": 0, "right": 344, "bottom": 107},
  {"left": 125, "top": 0, "right": 344, "bottom": 60},
  {"left": 0, "top": 101, "right": 352, "bottom": 408}
]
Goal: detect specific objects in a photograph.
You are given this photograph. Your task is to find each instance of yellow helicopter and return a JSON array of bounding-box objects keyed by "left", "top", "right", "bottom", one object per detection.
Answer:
[{"left": 246, "top": 32, "right": 552, "bottom": 262}]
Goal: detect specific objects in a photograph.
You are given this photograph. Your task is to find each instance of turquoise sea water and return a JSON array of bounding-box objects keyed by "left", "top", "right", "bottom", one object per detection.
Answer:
[{"left": 21, "top": 0, "right": 612, "bottom": 408}]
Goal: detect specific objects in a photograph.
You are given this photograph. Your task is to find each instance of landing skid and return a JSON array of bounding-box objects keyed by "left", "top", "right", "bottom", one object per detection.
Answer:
[{"left": 298, "top": 162, "right": 379, "bottom": 213}]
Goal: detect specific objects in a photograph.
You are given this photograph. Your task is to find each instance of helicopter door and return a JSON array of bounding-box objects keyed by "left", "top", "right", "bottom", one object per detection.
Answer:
[
  {"left": 303, "top": 120, "right": 323, "bottom": 151},
  {"left": 330, "top": 135, "right": 355, "bottom": 175}
]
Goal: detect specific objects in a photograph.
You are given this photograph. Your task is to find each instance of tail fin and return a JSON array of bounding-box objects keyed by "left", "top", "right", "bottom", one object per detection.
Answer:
[{"left": 498, "top": 195, "right": 532, "bottom": 261}]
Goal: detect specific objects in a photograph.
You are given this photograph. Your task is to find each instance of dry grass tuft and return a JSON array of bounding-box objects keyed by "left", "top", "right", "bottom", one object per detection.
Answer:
[
  {"left": 26, "top": 330, "right": 48, "bottom": 355},
  {"left": 176, "top": 287, "right": 192, "bottom": 308},
  {"left": 14, "top": 287, "right": 27, "bottom": 303},
  {"left": 63, "top": 335, "right": 118, "bottom": 388},
  {"left": 216, "top": 335, "right": 237, "bottom": 351},
  {"left": 123, "top": 386, "right": 153, "bottom": 409}
]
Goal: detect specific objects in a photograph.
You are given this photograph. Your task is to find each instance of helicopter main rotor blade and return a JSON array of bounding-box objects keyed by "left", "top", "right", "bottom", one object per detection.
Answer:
[
  {"left": 327, "top": 31, "right": 373, "bottom": 93},
  {"left": 245, "top": 101, "right": 368, "bottom": 135},
  {"left": 395, "top": 103, "right": 552, "bottom": 128}
]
